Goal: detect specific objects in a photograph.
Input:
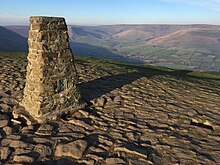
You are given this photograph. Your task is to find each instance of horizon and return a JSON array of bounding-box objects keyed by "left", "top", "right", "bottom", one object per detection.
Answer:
[
  {"left": 3, "top": 23, "right": 220, "bottom": 27},
  {"left": 0, "top": 0, "right": 220, "bottom": 26}
]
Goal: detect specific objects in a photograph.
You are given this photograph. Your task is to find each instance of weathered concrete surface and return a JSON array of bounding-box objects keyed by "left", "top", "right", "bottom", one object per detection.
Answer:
[
  {"left": 0, "top": 54, "right": 220, "bottom": 164},
  {"left": 21, "top": 17, "right": 82, "bottom": 122}
]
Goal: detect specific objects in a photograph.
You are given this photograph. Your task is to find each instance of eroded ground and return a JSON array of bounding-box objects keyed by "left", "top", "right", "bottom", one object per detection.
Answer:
[{"left": 0, "top": 54, "right": 220, "bottom": 165}]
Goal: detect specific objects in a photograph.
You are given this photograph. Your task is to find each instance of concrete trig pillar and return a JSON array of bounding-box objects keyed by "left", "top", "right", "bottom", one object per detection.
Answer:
[{"left": 21, "top": 16, "right": 83, "bottom": 122}]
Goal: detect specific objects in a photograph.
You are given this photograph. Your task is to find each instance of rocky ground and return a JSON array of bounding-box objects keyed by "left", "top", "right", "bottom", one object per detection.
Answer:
[{"left": 0, "top": 53, "right": 220, "bottom": 165}]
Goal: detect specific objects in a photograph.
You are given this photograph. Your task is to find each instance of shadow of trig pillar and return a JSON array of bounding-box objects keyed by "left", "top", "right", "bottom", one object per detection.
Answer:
[{"left": 22, "top": 16, "right": 83, "bottom": 122}]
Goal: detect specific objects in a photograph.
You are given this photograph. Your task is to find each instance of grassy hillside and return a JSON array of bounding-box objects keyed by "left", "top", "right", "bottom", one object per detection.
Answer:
[{"left": 0, "top": 51, "right": 219, "bottom": 80}]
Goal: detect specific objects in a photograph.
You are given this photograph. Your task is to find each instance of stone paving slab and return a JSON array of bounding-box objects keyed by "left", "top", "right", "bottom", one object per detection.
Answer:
[{"left": 0, "top": 54, "right": 220, "bottom": 164}]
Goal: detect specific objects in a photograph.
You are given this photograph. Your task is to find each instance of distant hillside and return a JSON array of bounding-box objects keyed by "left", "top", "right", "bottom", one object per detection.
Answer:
[
  {"left": 0, "top": 26, "right": 27, "bottom": 52},
  {"left": 3, "top": 24, "right": 220, "bottom": 72},
  {"left": 68, "top": 24, "right": 220, "bottom": 72},
  {"left": 4, "top": 26, "right": 29, "bottom": 38}
]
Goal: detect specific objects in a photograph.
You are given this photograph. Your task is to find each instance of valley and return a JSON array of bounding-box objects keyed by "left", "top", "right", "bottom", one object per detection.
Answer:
[{"left": 2, "top": 24, "right": 220, "bottom": 72}]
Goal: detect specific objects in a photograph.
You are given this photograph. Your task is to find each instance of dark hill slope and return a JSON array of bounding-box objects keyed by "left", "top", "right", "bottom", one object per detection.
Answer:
[
  {"left": 4, "top": 26, "right": 29, "bottom": 38},
  {"left": 0, "top": 26, "right": 27, "bottom": 52}
]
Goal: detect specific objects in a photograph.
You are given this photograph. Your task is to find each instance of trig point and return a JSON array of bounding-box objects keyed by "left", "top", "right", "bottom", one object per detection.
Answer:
[{"left": 21, "top": 16, "right": 83, "bottom": 122}]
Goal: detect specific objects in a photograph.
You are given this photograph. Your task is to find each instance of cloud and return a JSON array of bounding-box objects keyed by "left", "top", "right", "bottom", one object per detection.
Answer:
[{"left": 158, "top": 0, "right": 220, "bottom": 11}]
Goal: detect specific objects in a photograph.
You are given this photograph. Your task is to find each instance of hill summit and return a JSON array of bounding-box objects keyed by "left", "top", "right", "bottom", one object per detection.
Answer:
[{"left": 0, "top": 52, "right": 219, "bottom": 164}]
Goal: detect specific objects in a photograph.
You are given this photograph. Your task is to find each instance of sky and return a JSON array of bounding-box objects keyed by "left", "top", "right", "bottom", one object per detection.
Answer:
[{"left": 0, "top": 0, "right": 220, "bottom": 25}]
